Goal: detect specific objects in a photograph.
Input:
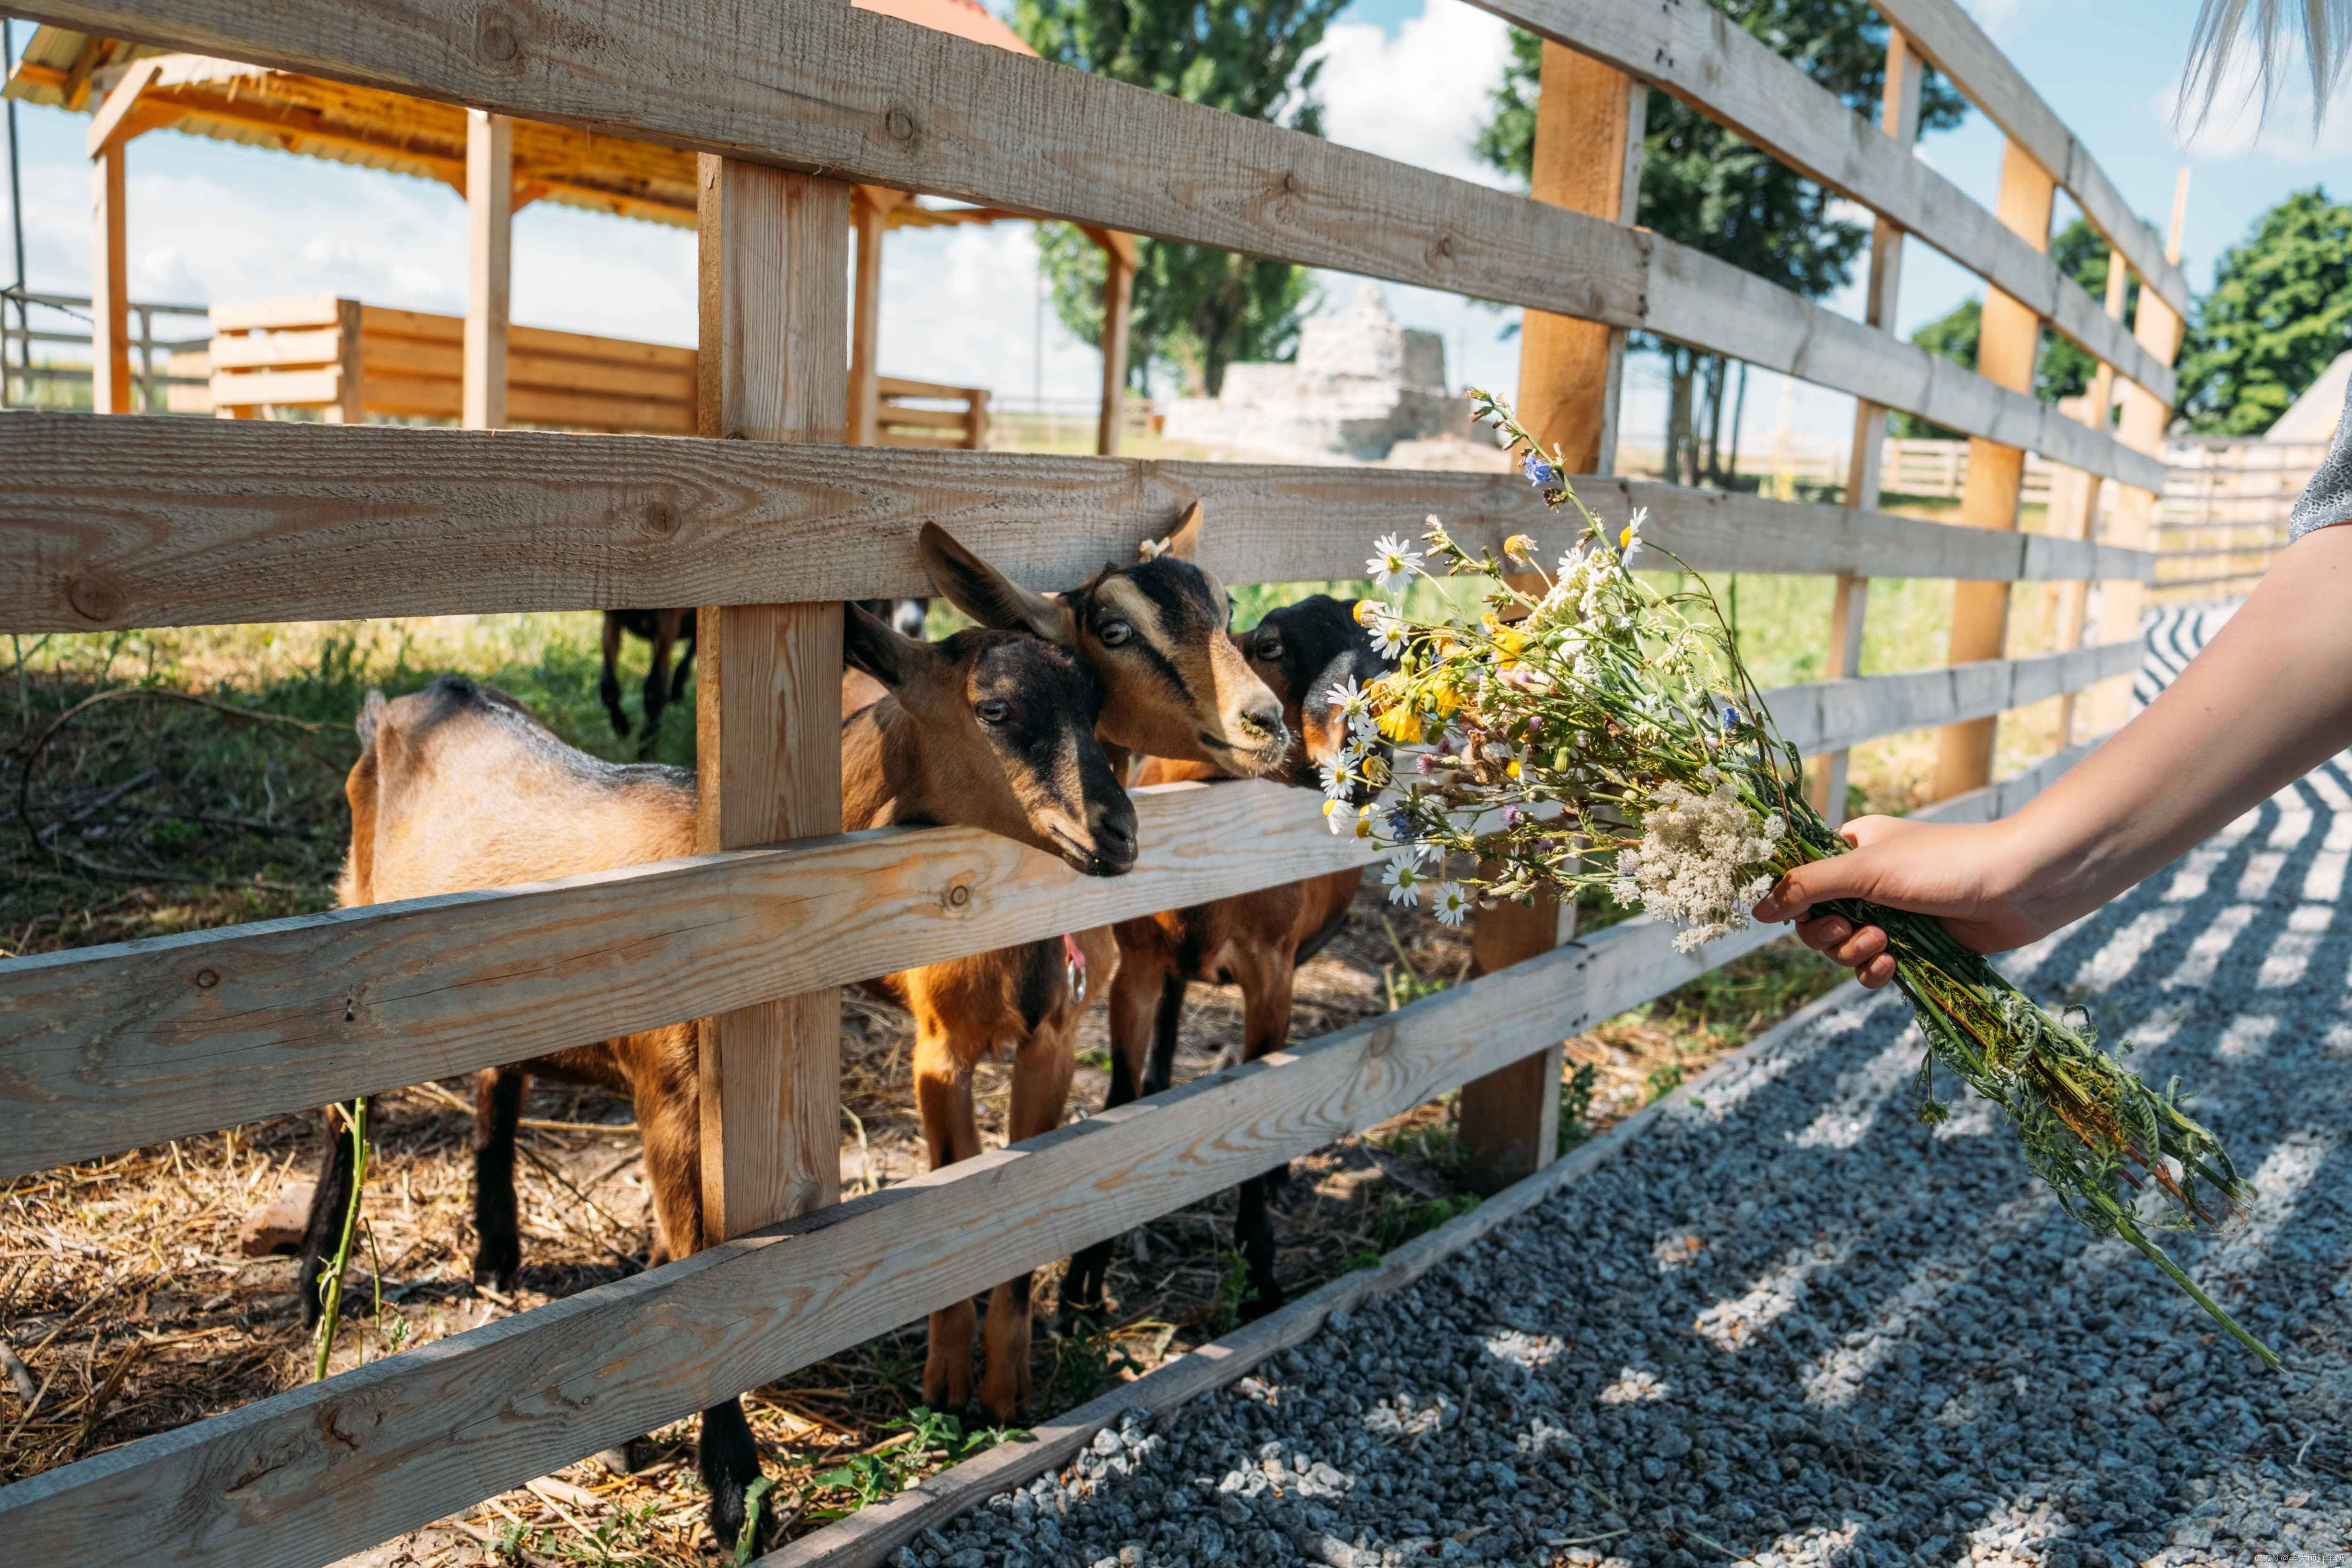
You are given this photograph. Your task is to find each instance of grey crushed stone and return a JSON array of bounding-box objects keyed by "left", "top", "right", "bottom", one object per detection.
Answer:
[{"left": 903, "top": 619, "right": 2350, "bottom": 1568}]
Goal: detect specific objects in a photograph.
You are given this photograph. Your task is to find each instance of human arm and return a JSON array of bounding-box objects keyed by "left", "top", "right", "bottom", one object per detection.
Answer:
[{"left": 1753, "top": 521, "right": 2352, "bottom": 985}]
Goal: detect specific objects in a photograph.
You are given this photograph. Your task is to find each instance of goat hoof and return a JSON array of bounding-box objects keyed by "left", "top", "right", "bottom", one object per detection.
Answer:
[
  {"left": 978, "top": 1363, "right": 1029, "bottom": 1425},
  {"left": 471, "top": 1249, "right": 521, "bottom": 1296}
]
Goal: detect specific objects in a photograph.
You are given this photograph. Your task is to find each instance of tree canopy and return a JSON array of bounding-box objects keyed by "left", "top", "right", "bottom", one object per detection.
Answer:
[
  {"left": 2176, "top": 187, "right": 2352, "bottom": 435},
  {"left": 1477, "top": 0, "right": 1965, "bottom": 484},
  {"left": 1014, "top": 0, "right": 1346, "bottom": 396}
]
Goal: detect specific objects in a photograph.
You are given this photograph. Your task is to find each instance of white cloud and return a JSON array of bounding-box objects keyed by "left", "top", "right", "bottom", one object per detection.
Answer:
[
  {"left": 2156, "top": 48, "right": 2352, "bottom": 161},
  {"left": 1308, "top": 0, "right": 1517, "bottom": 189}
]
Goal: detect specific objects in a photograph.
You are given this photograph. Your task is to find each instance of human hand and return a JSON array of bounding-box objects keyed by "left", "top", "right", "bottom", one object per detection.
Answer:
[{"left": 1751, "top": 815, "right": 2048, "bottom": 987}]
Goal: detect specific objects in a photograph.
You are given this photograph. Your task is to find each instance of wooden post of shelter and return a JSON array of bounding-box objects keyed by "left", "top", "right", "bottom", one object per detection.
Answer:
[
  {"left": 848, "top": 186, "right": 892, "bottom": 447},
  {"left": 86, "top": 79, "right": 142, "bottom": 414},
  {"left": 693, "top": 156, "right": 850, "bottom": 1241},
  {"left": 463, "top": 109, "right": 513, "bottom": 431},
  {"left": 1457, "top": 43, "right": 1645, "bottom": 1192},
  {"left": 2084, "top": 171, "right": 2191, "bottom": 736},
  {"left": 2050, "top": 248, "right": 2129, "bottom": 745},
  {"left": 1931, "top": 136, "right": 2056, "bottom": 801},
  {"left": 1809, "top": 30, "right": 1924, "bottom": 824}
]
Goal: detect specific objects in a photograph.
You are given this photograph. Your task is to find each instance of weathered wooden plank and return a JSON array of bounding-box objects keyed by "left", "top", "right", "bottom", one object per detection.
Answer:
[
  {"left": 0, "top": 781, "right": 1371, "bottom": 1180},
  {"left": 14, "top": 0, "right": 2159, "bottom": 485},
  {"left": 1870, "top": 0, "right": 2188, "bottom": 317},
  {"left": 693, "top": 156, "right": 851, "bottom": 1239},
  {"left": 91, "top": 138, "right": 131, "bottom": 415},
  {"left": 0, "top": 416, "right": 2156, "bottom": 634},
  {"left": 1468, "top": 0, "right": 2174, "bottom": 401},
  {"left": 462, "top": 108, "right": 512, "bottom": 430},
  {"left": 1769, "top": 637, "right": 2142, "bottom": 757},
  {"left": 0, "top": 901, "right": 1733, "bottom": 1568}
]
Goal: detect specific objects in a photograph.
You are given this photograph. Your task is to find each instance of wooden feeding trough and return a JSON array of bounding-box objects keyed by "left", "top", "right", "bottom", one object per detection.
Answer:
[{"left": 7, "top": 0, "right": 1133, "bottom": 450}]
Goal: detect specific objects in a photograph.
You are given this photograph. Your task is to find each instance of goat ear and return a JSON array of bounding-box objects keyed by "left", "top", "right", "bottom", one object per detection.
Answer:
[
  {"left": 917, "top": 523, "right": 1073, "bottom": 642},
  {"left": 1162, "top": 500, "right": 1204, "bottom": 560},
  {"left": 843, "top": 600, "right": 918, "bottom": 689}
]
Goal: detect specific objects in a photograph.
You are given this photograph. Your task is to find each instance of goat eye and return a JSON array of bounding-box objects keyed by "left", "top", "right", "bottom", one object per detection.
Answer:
[
  {"left": 1098, "top": 621, "right": 1134, "bottom": 647},
  {"left": 1255, "top": 636, "right": 1282, "bottom": 661},
  {"left": 976, "top": 700, "right": 1010, "bottom": 724}
]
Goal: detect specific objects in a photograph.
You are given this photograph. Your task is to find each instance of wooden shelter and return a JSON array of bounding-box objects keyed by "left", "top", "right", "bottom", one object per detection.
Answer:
[{"left": 3, "top": 0, "right": 1140, "bottom": 448}]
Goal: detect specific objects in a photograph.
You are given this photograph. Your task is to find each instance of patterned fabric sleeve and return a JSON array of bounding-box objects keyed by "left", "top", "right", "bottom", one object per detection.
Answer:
[{"left": 2288, "top": 374, "right": 2352, "bottom": 542}]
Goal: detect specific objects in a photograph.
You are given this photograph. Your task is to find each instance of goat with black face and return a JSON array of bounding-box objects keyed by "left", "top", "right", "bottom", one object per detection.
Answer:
[{"left": 1062, "top": 594, "right": 1396, "bottom": 1328}]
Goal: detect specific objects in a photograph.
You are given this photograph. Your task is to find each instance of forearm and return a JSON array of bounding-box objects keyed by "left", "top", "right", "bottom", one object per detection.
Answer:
[{"left": 1996, "top": 524, "right": 2352, "bottom": 930}]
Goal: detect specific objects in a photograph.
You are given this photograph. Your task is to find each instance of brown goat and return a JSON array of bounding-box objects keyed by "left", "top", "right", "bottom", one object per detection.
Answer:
[
  {"left": 302, "top": 606, "right": 1133, "bottom": 1551},
  {"left": 1061, "top": 595, "right": 1393, "bottom": 1327}
]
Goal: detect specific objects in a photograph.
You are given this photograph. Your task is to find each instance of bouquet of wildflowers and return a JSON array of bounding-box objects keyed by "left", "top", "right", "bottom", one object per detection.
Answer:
[{"left": 1323, "top": 390, "right": 2272, "bottom": 1365}]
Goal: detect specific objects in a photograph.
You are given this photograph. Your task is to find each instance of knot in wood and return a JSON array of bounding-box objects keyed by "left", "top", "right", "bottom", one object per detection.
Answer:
[
  {"left": 641, "top": 501, "right": 678, "bottom": 538},
  {"left": 1433, "top": 233, "right": 1456, "bottom": 261},
  {"left": 1282, "top": 171, "right": 1300, "bottom": 195},
  {"left": 64, "top": 574, "right": 125, "bottom": 625},
  {"left": 193, "top": 968, "right": 220, "bottom": 989},
  {"left": 477, "top": 10, "right": 523, "bottom": 64},
  {"left": 885, "top": 105, "right": 918, "bottom": 142},
  {"left": 945, "top": 882, "right": 972, "bottom": 909}
]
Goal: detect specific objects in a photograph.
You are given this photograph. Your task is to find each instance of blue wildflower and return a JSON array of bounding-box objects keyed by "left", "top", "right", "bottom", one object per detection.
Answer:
[
  {"left": 1522, "top": 451, "right": 1559, "bottom": 489},
  {"left": 1720, "top": 702, "right": 1744, "bottom": 732},
  {"left": 1387, "top": 805, "right": 1415, "bottom": 841}
]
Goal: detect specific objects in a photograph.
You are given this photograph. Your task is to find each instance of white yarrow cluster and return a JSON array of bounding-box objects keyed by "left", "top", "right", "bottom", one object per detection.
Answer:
[{"left": 1613, "top": 769, "right": 1784, "bottom": 953}]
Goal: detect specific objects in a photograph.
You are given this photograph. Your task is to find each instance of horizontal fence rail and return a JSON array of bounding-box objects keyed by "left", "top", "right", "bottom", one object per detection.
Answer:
[
  {"left": 19, "top": 0, "right": 2162, "bottom": 490},
  {"left": 1466, "top": 0, "right": 2174, "bottom": 403},
  {"left": 0, "top": 729, "right": 2106, "bottom": 1568},
  {"left": 0, "top": 642, "right": 2136, "bottom": 1180},
  {"left": 0, "top": 414, "right": 2156, "bottom": 632},
  {"left": 1871, "top": 0, "right": 2189, "bottom": 317}
]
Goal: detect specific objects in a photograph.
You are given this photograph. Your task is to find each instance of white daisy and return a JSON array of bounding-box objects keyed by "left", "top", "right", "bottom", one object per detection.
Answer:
[
  {"left": 1319, "top": 758, "right": 1353, "bottom": 801},
  {"left": 1432, "top": 881, "right": 1472, "bottom": 927},
  {"left": 1620, "top": 506, "right": 1648, "bottom": 566},
  {"left": 1323, "top": 797, "right": 1350, "bottom": 835},
  {"left": 1367, "top": 533, "right": 1424, "bottom": 596},
  {"left": 1386, "top": 838, "right": 1435, "bottom": 869},
  {"left": 1325, "top": 675, "right": 1370, "bottom": 724},
  {"left": 1371, "top": 616, "right": 1409, "bottom": 660},
  {"left": 1381, "top": 860, "right": 1424, "bottom": 906}
]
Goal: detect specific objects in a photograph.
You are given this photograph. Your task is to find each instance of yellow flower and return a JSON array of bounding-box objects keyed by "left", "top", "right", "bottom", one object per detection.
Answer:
[
  {"left": 1494, "top": 627, "right": 1528, "bottom": 668},
  {"left": 1503, "top": 534, "right": 1537, "bottom": 561},
  {"left": 1377, "top": 706, "right": 1424, "bottom": 744},
  {"left": 1620, "top": 524, "right": 1634, "bottom": 549},
  {"left": 1507, "top": 759, "right": 1521, "bottom": 778},
  {"left": 1353, "top": 599, "right": 1383, "bottom": 628}
]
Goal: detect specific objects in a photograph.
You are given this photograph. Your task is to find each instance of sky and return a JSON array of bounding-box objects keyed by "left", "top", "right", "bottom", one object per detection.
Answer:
[{"left": 2, "top": 1, "right": 2346, "bottom": 454}]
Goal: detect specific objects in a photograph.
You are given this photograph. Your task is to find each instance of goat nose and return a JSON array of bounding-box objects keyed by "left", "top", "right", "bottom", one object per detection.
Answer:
[
  {"left": 1239, "top": 704, "right": 1285, "bottom": 740},
  {"left": 1094, "top": 808, "right": 1138, "bottom": 869}
]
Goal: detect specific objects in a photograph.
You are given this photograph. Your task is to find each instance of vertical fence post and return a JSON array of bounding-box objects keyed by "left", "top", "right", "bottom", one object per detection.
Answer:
[
  {"left": 1097, "top": 242, "right": 1133, "bottom": 457},
  {"left": 1931, "top": 136, "right": 2055, "bottom": 801},
  {"left": 90, "top": 138, "right": 130, "bottom": 414},
  {"left": 464, "top": 109, "right": 512, "bottom": 431},
  {"left": 694, "top": 156, "right": 850, "bottom": 1242},
  {"left": 2085, "top": 171, "right": 2189, "bottom": 737},
  {"left": 1810, "top": 29, "right": 1924, "bottom": 825},
  {"left": 1458, "top": 43, "right": 1644, "bottom": 1191},
  {"left": 2051, "top": 247, "right": 2127, "bottom": 744}
]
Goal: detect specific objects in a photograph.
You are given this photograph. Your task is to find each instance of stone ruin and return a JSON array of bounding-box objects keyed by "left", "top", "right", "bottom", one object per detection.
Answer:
[{"left": 1163, "top": 284, "right": 1471, "bottom": 462}]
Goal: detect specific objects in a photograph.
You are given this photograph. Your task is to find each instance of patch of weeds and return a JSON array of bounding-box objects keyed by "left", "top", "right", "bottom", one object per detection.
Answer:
[
  {"left": 1045, "top": 1315, "right": 1144, "bottom": 1407},
  {"left": 1370, "top": 1192, "right": 1479, "bottom": 1253},
  {"left": 1204, "top": 1250, "right": 1258, "bottom": 1336},
  {"left": 1380, "top": 1116, "right": 1470, "bottom": 1181},
  {"left": 493, "top": 1520, "right": 539, "bottom": 1561},
  {"left": 806, "top": 1407, "right": 1031, "bottom": 1523},
  {"left": 1075, "top": 1048, "right": 1112, "bottom": 1073},
  {"left": 1644, "top": 1064, "right": 1685, "bottom": 1104},
  {"left": 550, "top": 1503, "right": 668, "bottom": 1566},
  {"left": 1380, "top": 916, "right": 1450, "bottom": 1011},
  {"left": 1557, "top": 1062, "right": 1598, "bottom": 1154},
  {"left": 729, "top": 1476, "right": 776, "bottom": 1566}
]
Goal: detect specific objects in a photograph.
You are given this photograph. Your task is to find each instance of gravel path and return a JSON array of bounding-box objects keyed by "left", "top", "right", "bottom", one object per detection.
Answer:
[{"left": 904, "top": 612, "right": 2351, "bottom": 1568}]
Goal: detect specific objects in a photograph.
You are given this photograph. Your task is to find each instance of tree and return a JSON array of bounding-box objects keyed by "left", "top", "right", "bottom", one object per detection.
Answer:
[
  {"left": 1889, "top": 216, "right": 2143, "bottom": 437},
  {"left": 2176, "top": 187, "right": 2352, "bottom": 435},
  {"left": 1477, "top": 2, "right": 1966, "bottom": 486},
  {"left": 1015, "top": 0, "right": 1346, "bottom": 396}
]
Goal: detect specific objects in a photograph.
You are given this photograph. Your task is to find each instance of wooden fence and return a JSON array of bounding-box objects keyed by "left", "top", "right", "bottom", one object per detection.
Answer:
[
  {"left": 0, "top": 0, "right": 2184, "bottom": 1561},
  {"left": 2147, "top": 437, "right": 2328, "bottom": 603}
]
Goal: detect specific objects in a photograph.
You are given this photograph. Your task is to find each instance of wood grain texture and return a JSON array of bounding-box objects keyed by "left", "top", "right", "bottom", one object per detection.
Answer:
[
  {"left": 0, "top": 417, "right": 2157, "bottom": 634},
  {"left": 1468, "top": 0, "right": 2173, "bottom": 402},
  {"left": 0, "top": 781, "right": 1370, "bottom": 1180},
  {"left": 1869, "top": 0, "right": 2187, "bottom": 318},
  {"left": 0, "top": 903, "right": 1753, "bottom": 1568},
  {"left": 13, "top": 0, "right": 2157, "bottom": 485},
  {"left": 1769, "top": 637, "right": 2142, "bottom": 758},
  {"left": 694, "top": 158, "right": 850, "bottom": 1238},
  {"left": 1097, "top": 247, "right": 1131, "bottom": 457}
]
